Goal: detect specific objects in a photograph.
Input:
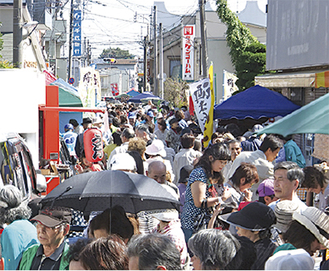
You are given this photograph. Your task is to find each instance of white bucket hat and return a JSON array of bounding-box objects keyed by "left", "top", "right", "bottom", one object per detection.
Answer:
[
  {"left": 292, "top": 206, "right": 329, "bottom": 248},
  {"left": 151, "top": 209, "right": 179, "bottom": 222},
  {"left": 145, "top": 139, "right": 166, "bottom": 157},
  {"left": 109, "top": 153, "right": 137, "bottom": 172}
]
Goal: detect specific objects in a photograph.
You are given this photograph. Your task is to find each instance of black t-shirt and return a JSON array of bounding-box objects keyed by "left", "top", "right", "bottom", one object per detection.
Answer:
[{"left": 251, "top": 238, "right": 277, "bottom": 270}]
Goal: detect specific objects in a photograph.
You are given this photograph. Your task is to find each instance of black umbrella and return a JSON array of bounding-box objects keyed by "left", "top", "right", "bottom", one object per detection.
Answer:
[{"left": 41, "top": 170, "right": 180, "bottom": 214}]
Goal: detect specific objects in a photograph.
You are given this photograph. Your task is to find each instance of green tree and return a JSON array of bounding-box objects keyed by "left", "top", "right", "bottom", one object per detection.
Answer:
[
  {"left": 164, "top": 77, "right": 189, "bottom": 108},
  {"left": 99, "top": 47, "right": 134, "bottom": 59},
  {"left": 235, "top": 43, "right": 266, "bottom": 89},
  {"left": 216, "top": 0, "right": 266, "bottom": 90}
]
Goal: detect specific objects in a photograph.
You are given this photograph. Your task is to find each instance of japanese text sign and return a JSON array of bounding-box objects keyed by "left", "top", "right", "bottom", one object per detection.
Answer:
[
  {"left": 182, "top": 25, "right": 195, "bottom": 81},
  {"left": 73, "top": 10, "right": 82, "bottom": 56},
  {"left": 189, "top": 78, "right": 212, "bottom": 132}
]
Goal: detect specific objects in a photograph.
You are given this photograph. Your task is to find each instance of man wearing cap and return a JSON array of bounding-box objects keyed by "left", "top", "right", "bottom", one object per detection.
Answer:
[
  {"left": 62, "top": 123, "right": 77, "bottom": 157},
  {"left": 18, "top": 206, "right": 72, "bottom": 270},
  {"left": 128, "top": 111, "right": 137, "bottom": 127},
  {"left": 145, "top": 110, "right": 154, "bottom": 125}
]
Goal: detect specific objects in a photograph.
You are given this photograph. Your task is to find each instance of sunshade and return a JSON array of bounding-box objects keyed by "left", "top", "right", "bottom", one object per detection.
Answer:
[
  {"left": 257, "top": 92, "right": 329, "bottom": 136},
  {"left": 128, "top": 91, "right": 161, "bottom": 103},
  {"left": 41, "top": 170, "right": 180, "bottom": 214},
  {"left": 214, "top": 85, "right": 300, "bottom": 120},
  {"left": 50, "top": 78, "right": 83, "bottom": 107},
  {"left": 126, "top": 89, "right": 140, "bottom": 97}
]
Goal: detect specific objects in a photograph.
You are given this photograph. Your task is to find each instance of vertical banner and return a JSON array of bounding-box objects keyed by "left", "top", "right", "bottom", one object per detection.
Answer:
[
  {"left": 189, "top": 78, "right": 212, "bottom": 133},
  {"left": 203, "top": 63, "right": 215, "bottom": 148},
  {"left": 73, "top": 10, "right": 82, "bottom": 57},
  {"left": 111, "top": 83, "right": 119, "bottom": 96},
  {"left": 79, "top": 67, "right": 101, "bottom": 109},
  {"left": 223, "top": 70, "right": 239, "bottom": 100},
  {"left": 182, "top": 25, "right": 195, "bottom": 81}
]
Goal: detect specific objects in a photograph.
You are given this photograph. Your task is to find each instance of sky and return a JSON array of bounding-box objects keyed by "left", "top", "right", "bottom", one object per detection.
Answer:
[{"left": 70, "top": 0, "right": 267, "bottom": 59}]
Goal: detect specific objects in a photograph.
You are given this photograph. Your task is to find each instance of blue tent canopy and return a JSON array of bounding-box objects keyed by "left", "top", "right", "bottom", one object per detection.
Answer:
[
  {"left": 128, "top": 91, "right": 160, "bottom": 103},
  {"left": 214, "top": 85, "right": 300, "bottom": 120},
  {"left": 126, "top": 89, "right": 140, "bottom": 97}
]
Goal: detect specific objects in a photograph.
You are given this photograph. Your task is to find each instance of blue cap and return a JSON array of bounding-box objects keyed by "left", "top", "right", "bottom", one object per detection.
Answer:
[
  {"left": 128, "top": 111, "right": 136, "bottom": 119},
  {"left": 64, "top": 123, "right": 74, "bottom": 130},
  {"left": 147, "top": 111, "right": 154, "bottom": 118}
]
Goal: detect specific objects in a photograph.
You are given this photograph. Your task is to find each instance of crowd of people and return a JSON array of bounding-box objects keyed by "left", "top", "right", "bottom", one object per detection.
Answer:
[{"left": 1, "top": 100, "right": 329, "bottom": 270}]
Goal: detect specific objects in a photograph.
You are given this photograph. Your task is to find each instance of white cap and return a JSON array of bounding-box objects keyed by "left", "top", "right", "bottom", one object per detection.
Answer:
[
  {"left": 109, "top": 153, "right": 137, "bottom": 172},
  {"left": 265, "top": 249, "right": 314, "bottom": 270},
  {"left": 145, "top": 139, "right": 166, "bottom": 157}
]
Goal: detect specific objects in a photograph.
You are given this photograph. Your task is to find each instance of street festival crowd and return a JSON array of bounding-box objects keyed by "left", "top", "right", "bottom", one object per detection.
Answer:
[{"left": 1, "top": 100, "right": 329, "bottom": 270}]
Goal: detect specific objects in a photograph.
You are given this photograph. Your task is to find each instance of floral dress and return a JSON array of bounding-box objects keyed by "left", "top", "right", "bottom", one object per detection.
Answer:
[{"left": 181, "top": 167, "right": 211, "bottom": 231}]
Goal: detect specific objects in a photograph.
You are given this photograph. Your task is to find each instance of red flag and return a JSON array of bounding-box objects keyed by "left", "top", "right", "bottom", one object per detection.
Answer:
[{"left": 189, "top": 94, "right": 194, "bottom": 116}]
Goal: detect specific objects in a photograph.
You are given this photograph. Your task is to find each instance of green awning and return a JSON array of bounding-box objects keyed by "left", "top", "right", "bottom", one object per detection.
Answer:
[{"left": 258, "top": 93, "right": 329, "bottom": 136}]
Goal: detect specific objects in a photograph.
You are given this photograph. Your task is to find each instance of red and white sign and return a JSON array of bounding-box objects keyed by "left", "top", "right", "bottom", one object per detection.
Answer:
[
  {"left": 111, "top": 83, "right": 119, "bottom": 96},
  {"left": 182, "top": 25, "right": 195, "bottom": 81}
]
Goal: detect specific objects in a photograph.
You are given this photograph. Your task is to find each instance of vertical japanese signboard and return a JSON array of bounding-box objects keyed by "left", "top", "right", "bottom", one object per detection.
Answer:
[
  {"left": 189, "top": 78, "right": 212, "bottom": 133},
  {"left": 223, "top": 70, "right": 239, "bottom": 101},
  {"left": 73, "top": 10, "right": 82, "bottom": 57},
  {"left": 79, "top": 67, "right": 101, "bottom": 108},
  {"left": 182, "top": 25, "right": 195, "bottom": 81}
]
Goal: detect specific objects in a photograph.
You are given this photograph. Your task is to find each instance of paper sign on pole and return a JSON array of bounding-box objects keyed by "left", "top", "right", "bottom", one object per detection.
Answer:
[
  {"left": 189, "top": 78, "right": 212, "bottom": 133},
  {"left": 79, "top": 67, "right": 101, "bottom": 109},
  {"left": 223, "top": 70, "right": 239, "bottom": 100},
  {"left": 182, "top": 25, "right": 195, "bottom": 81}
]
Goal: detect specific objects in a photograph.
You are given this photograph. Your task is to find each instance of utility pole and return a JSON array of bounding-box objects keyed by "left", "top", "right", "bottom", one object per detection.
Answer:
[
  {"left": 153, "top": 6, "right": 158, "bottom": 96},
  {"left": 13, "top": 0, "right": 23, "bottom": 68},
  {"left": 87, "top": 39, "right": 91, "bottom": 66},
  {"left": 68, "top": 0, "right": 74, "bottom": 80},
  {"left": 143, "top": 35, "right": 148, "bottom": 93},
  {"left": 159, "top": 23, "right": 164, "bottom": 99},
  {"left": 199, "top": 0, "right": 208, "bottom": 78}
]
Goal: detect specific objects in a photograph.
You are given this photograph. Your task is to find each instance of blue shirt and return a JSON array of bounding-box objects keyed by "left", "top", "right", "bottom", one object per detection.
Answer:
[{"left": 1, "top": 220, "right": 39, "bottom": 270}]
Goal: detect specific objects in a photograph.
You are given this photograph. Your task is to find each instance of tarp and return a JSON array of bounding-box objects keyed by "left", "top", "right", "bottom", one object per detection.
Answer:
[
  {"left": 50, "top": 78, "right": 83, "bottom": 133},
  {"left": 126, "top": 89, "right": 140, "bottom": 97},
  {"left": 257, "top": 92, "right": 329, "bottom": 136},
  {"left": 214, "top": 85, "right": 300, "bottom": 120},
  {"left": 50, "top": 78, "right": 83, "bottom": 107},
  {"left": 128, "top": 91, "right": 161, "bottom": 103}
]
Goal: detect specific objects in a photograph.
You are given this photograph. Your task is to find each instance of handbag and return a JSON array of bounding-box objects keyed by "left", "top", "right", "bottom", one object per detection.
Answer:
[{"left": 193, "top": 198, "right": 213, "bottom": 233}]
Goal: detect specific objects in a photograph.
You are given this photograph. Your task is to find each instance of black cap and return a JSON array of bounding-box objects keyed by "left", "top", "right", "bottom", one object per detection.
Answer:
[{"left": 179, "top": 165, "right": 194, "bottom": 183}]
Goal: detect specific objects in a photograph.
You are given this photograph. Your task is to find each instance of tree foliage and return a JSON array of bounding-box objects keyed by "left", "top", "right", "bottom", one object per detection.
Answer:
[
  {"left": 216, "top": 0, "right": 266, "bottom": 90},
  {"left": 99, "top": 47, "right": 134, "bottom": 59},
  {"left": 0, "top": 60, "right": 14, "bottom": 68},
  {"left": 235, "top": 43, "right": 266, "bottom": 89},
  {"left": 164, "top": 77, "right": 189, "bottom": 108}
]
